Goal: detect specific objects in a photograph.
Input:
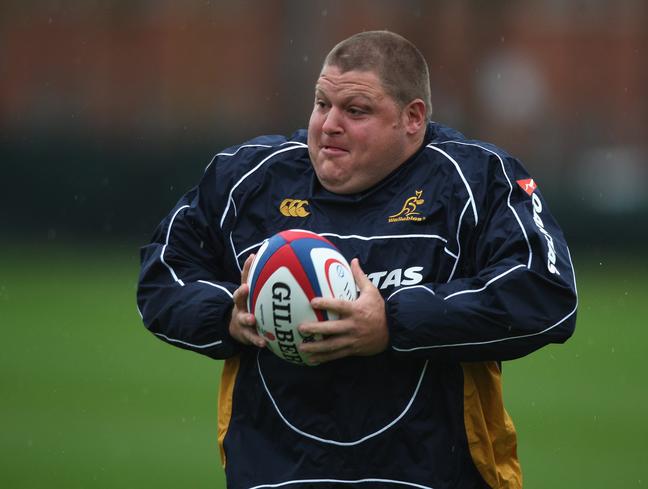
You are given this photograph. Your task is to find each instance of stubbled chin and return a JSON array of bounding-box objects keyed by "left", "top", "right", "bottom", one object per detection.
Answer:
[
  {"left": 315, "top": 167, "right": 357, "bottom": 194},
  {"left": 314, "top": 164, "right": 345, "bottom": 188},
  {"left": 309, "top": 148, "right": 355, "bottom": 192}
]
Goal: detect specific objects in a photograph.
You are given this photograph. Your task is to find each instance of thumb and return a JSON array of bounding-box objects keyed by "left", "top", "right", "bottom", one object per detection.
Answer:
[
  {"left": 241, "top": 253, "right": 256, "bottom": 283},
  {"left": 350, "top": 258, "right": 373, "bottom": 291}
]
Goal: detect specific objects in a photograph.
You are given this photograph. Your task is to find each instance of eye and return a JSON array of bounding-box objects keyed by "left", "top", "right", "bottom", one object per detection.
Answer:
[
  {"left": 314, "top": 98, "right": 328, "bottom": 110},
  {"left": 347, "top": 106, "right": 367, "bottom": 116}
]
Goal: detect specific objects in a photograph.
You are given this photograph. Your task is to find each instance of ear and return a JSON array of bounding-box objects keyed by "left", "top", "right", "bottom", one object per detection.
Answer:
[{"left": 402, "top": 99, "right": 427, "bottom": 135}]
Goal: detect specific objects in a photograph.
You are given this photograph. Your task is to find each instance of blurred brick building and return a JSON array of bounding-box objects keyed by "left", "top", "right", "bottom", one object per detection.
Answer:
[{"left": 1, "top": 0, "right": 646, "bottom": 242}]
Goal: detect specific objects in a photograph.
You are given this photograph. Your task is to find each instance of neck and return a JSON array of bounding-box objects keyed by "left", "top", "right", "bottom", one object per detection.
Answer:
[{"left": 403, "top": 125, "right": 427, "bottom": 160}]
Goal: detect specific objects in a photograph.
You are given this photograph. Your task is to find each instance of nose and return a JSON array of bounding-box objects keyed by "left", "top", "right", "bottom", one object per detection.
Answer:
[{"left": 321, "top": 106, "right": 343, "bottom": 135}]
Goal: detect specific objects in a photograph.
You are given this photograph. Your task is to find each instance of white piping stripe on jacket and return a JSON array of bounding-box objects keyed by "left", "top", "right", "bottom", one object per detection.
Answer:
[
  {"left": 154, "top": 332, "right": 222, "bottom": 349},
  {"left": 197, "top": 280, "right": 234, "bottom": 298},
  {"left": 443, "top": 264, "right": 526, "bottom": 301},
  {"left": 320, "top": 232, "right": 448, "bottom": 243},
  {"left": 219, "top": 143, "right": 308, "bottom": 228},
  {"left": 257, "top": 352, "right": 429, "bottom": 446},
  {"left": 236, "top": 240, "right": 267, "bottom": 260},
  {"left": 446, "top": 199, "right": 472, "bottom": 283},
  {"left": 387, "top": 141, "right": 577, "bottom": 352},
  {"left": 230, "top": 232, "right": 242, "bottom": 273},
  {"left": 391, "top": 249, "right": 578, "bottom": 352},
  {"left": 436, "top": 140, "right": 533, "bottom": 268},
  {"left": 161, "top": 204, "right": 190, "bottom": 286},
  {"left": 216, "top": 144, "right": 273, "bottom": 158},
  {"left": 204, "top": 144, "right": 272, "bottom": 172},
  {"left": 387, "top": 284, "right": 435, "bottom": 301},
  {"left": 443, "top": 247, "right": 458, "bottom": 260},
  {"left": 157, "top": 208, "right": 234, "bottom": 350},
  {"left": 248, "top": 477, "right": 435, "bottom": 489},
  {"left": 426, "top": 143, "right": 478, "bottom": 225},
  {"left": 160, "top": 207, "right": 235, "bottom": 298},
  {"left": 232, "top": 233, "right": 454, "bottom": 271}
]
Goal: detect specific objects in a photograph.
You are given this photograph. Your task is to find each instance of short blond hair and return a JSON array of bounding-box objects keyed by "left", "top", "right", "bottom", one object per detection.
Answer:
[{"left": 323, "top": 30, "right": 432, "bottom": 118}]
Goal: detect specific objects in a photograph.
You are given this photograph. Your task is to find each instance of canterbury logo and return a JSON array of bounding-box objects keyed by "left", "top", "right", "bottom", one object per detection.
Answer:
[
  {"left": 388, "top": 190, "right": 425, "bottom": 223},
  {"left": 280, "top": 199, "right": 310, "bottom": 217}
]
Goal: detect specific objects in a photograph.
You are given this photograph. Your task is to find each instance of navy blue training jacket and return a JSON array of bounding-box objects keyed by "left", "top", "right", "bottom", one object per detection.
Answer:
[{"left": 137, "top": 122, "right": 577, "bottom": 489}]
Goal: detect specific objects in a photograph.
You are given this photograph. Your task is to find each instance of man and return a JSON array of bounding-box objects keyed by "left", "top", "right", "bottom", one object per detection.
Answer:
[{"left": 138, "top": 31, "right": 577, "bottom": 489}]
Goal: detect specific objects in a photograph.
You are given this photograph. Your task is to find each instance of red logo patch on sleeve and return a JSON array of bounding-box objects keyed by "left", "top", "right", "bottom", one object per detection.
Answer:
[{"left": 516, "top": 178, "right": 537, "bottom": 196}]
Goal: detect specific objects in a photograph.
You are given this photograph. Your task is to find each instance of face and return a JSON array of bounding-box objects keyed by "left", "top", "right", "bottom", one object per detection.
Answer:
[{"left": 307, "top": 65, "right": 422, "bottom": 194}]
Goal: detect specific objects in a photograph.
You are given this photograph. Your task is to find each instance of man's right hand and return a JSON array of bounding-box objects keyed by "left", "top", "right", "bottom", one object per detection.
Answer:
[{"left": 228, "top": 254, "right": 267, "bottom": 348}]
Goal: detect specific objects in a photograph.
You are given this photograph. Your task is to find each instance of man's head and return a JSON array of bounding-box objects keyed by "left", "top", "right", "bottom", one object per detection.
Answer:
[
  {"left": 308, "top": 31, "right": 431, "bottom": 194},
  {"left": 324, "top": 31, "right": 432, "bottom": 118}
]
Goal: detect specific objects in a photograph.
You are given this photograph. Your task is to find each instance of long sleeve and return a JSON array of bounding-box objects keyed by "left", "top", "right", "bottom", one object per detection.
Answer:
[
  {"left": 137, "top": 161, "right": 241, "bottom": 359},
  {"left": 385, "top": 146, "right": 577, "bottom": 362}
]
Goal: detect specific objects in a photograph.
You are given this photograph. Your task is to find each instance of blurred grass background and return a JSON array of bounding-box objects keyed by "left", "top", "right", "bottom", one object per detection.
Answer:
[
  {"left": 0, "top": 246, "right": 225, "bottom": 488},
  {"left": 1, "top": 245, "right": 646, "bottom": 488}
]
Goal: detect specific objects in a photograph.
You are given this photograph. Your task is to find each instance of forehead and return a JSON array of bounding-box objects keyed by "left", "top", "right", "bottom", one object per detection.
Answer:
[{"left": 315, "top": 65, "right": 387, "bottom": 100}]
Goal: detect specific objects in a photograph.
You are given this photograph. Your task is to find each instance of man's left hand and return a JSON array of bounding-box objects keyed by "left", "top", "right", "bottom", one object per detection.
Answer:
[{"left": 298, "top": 258, "right": 389, "bottom": 364}]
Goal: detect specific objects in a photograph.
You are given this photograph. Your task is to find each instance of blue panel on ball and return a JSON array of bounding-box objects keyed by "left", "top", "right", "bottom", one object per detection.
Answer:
[
  {"left": 248, "top": 233, "right": 288, "bottom": 299},
  {"left": 289, "top": 237, "right": 337, "bottom": 300}
]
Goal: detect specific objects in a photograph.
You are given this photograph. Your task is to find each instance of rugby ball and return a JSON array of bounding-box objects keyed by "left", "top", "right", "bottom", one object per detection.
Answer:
[{"left": 247, "top": 229, "right": 357, "bottom": 365}]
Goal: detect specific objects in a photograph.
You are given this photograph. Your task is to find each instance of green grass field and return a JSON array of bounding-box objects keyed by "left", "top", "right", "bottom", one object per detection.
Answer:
[{"left": 1, "top": 244, "right": 646, "bottom": 488}]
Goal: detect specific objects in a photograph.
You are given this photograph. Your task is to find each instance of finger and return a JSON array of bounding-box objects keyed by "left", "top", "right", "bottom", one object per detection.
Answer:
[
  {"left": 241, "top": 253, "right": 256, "bottom": 283},
  {"left": 299, "top": 334, "right": 348, "bottom": 355},
  {"left": 350, "top": 258, "right": 372, "bottom": 290},
  {"left": 233, "top": 311, "right": 266, "bottom": 348},
  {"left": 236, "top": 309, "right": 255, "bottom": 327},
  {"left": 304, "top": 343, "right": 352, "bottom": 364},
  {"left": 241, "top": 325, "right": 267, "bottom": 348},
  {"left": 299, "top": 319, "right": 347, "bottom": 337},
  {"left": 310, "top": 296, "right": 353, "bottom": 315},
  {"left": 233, "top": 283, "right": 250, "bottom": 311}
]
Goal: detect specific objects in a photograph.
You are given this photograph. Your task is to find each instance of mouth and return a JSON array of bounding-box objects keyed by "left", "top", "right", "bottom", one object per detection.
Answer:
[{"left": 321, "top": 145, "right": 349, "bottom": 156}]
